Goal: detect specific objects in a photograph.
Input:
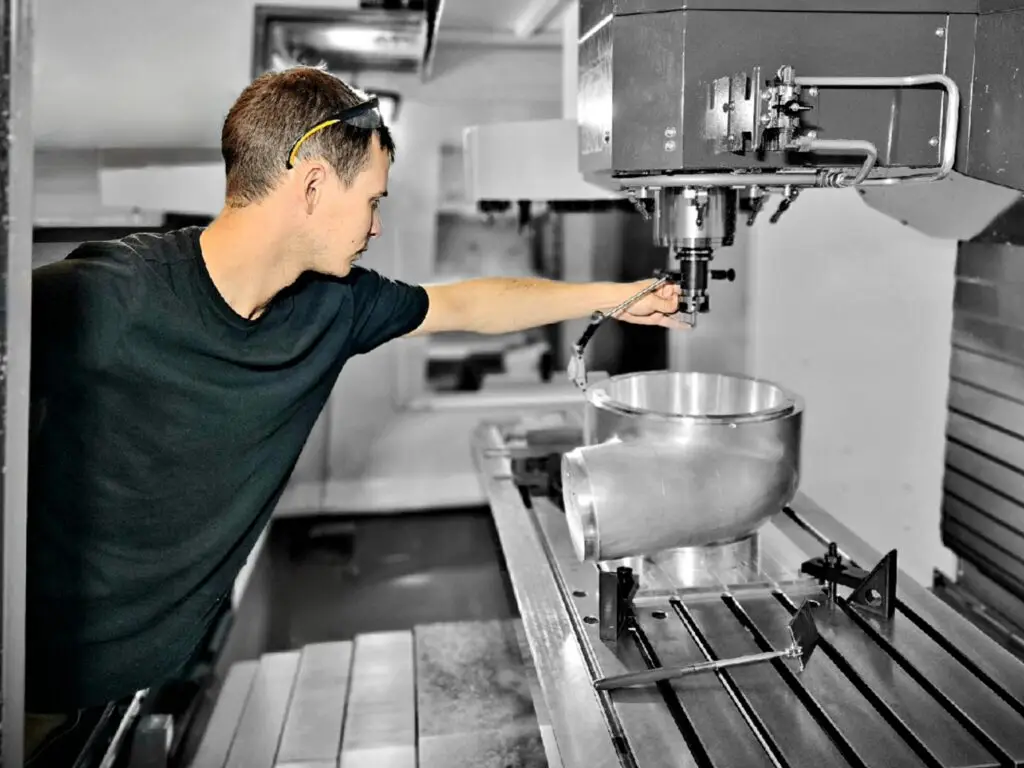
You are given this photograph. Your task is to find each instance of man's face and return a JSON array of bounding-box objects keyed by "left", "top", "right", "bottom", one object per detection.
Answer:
[{"left": 307, "top": 134, "right": 390, "bottom": 278}]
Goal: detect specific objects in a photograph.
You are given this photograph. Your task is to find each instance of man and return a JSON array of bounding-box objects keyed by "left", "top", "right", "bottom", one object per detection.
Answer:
[{"left": 25, "top": 66, "right": 683, "bottom": 764}]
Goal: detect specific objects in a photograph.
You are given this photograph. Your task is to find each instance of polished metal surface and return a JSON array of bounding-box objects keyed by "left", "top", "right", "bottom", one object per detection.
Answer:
[
  {"left": 654, "top": 188, "right": 735, "bottom": 251},
  {"left": 562, "top": 372, "right": 802, "bottom": 561},
  {"left": 476, "top": 413, "right": 1024, "bottom": 767},
  {"left": 1, "top": 0, "right": 35, "bottom": 764}
]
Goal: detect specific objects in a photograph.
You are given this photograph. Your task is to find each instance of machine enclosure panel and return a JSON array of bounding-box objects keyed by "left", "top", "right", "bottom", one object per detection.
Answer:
[
  {"left": 965, "top": 9, "right": 1024, "bottom": 189},
  {"left": 578, "top": 20, "right": 614, "bottom": 177},
  {"left": 579, "top": 8, "right": 970, "bottom": 176}
]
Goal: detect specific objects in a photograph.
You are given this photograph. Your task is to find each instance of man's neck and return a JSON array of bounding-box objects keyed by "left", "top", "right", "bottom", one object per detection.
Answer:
[{"left": 199, "top": 204, "right": 304, "bottom": 320}]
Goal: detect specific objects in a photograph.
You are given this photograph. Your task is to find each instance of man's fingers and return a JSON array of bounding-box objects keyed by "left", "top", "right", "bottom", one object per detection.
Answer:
[
  {"left": 656, "top": 314, "right": 692, "bottom": 330},
  {"left": 621, "top": 312, "right": 691, "bottom": 330}
]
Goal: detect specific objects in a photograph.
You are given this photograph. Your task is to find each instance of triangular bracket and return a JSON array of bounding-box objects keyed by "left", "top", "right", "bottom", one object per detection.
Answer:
[
  {"left": 848, "top": 549, "right": 897, "bottom": 620},
  {"left": 788, "top": 599, "right": 821, "bottom": 671}
]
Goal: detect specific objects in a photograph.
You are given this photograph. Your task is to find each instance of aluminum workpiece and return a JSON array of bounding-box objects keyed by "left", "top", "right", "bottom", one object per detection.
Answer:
[{"left": 473, "top": 413, "right": 1024, "bottom": 768}]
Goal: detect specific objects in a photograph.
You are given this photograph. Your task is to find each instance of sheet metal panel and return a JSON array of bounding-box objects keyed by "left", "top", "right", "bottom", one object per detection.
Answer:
[
  {"left": 339, "top": 631, "right": 416, "bottom": 768},
  {"left": 609, "top": 10, "right": 954, "bottom": 174},
  {"left": 189, "top": 662, "right": 260, "bottom": 768},
  {"left": 276, "top": 641, "right": 353, "bottom": 766},
  {"left": 964, "top": 9, "right": 1024, "bottom": 189},
  {"left": 944, "top": 240, "right": 1024, "bottom": 607},
  {"left": 225, "top": 652, "right": 301, "bottom": 768},
  {"left": 0, "top": 0, "right": 34, "bottom": 765}
]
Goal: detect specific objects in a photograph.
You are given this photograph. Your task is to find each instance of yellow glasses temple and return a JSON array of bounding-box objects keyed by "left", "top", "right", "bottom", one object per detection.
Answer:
[{"left": 287, "top": 119, "right": 342, "bottom": 168}]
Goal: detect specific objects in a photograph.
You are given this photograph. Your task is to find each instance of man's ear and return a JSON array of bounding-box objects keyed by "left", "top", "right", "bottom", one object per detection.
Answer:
[{"left": 303, "top": 163, "right": 328, "bottom": 214}]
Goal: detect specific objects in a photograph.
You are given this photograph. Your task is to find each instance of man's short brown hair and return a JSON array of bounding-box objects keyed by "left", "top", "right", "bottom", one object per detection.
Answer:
[{"left": 221, "top": 67, "right": 396, "bottom": 206}]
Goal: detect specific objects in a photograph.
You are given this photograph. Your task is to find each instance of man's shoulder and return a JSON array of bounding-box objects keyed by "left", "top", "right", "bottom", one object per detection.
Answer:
[
  {"left": 34, "top": 227, "right": 200, "bottom": 305},
  {"left": 34, "top": 238, "right": 139, "bottom": 302}
]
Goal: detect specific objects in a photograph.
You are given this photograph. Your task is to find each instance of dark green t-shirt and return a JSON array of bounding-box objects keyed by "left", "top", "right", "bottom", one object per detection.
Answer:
[{"left": 26, "top": 226, "right": 429, "bottom": 711}]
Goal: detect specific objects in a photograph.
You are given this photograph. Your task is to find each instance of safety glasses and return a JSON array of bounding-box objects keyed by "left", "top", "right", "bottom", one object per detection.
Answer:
[{"left": 285, "top": 96, "right": 383, "bottom": 169}]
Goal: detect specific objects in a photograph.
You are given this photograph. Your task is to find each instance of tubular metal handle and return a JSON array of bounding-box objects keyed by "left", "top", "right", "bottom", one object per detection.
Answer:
[{"left": 792, "top": 73, "right": 960, "bottom": 186}]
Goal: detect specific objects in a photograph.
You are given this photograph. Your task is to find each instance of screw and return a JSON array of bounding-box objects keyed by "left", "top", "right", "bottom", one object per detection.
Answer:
[
  {"left": 935, "top": 27, "right": 945, "bottom": 37},
  {"left": 726, "top": 134, "right": 736, "bottom": 143},
  {"left": 807, "top": 130, "right": 818, "bottom": 139},
  {"left": 760, "top": 114, "right": 771, "bottom": 125},
  {"left": 808, "top": 86, "right": 819, "bottom": 97},
  {"left": 664, "top": 126, "right": 677, "bottom": 138},
  {"left": 929, "top": 136, "right": 939, "bottom": 147},
  {"left": 664, "top": 140, "right": 677, "bottom": 152}
]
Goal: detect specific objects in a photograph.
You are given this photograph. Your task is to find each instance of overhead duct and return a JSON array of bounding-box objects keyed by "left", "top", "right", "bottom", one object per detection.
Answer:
[{"left": 252, "top": 3, "right": 444, "bottom": 78}]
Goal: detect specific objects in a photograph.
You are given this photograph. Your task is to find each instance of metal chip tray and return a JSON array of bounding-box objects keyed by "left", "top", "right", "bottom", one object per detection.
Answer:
[{"left": 472, "top": 419, "right": 1024, "bottom": 768}]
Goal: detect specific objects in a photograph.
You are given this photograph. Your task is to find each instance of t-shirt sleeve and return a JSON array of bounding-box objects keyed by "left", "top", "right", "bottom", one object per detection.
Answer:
[{"left": 347, "top": 266, "right": 430, "bottom": 356}]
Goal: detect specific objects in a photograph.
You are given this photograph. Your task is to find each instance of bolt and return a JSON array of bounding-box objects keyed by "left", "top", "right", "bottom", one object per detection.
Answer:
[
  {"left": 664, "top": 140, "right": 677, "bottom": 152},
  {"left": 726, "top": 134, "right": 736, "bottom": 143},
  {"left": 808, "top": 86, "right": 819, "bottom": 97},
  {"left": 807, "top": 130, "right": 818, "bottom": 139},
  {"left": 664, "top": 126, "right": 677, "bottom": 138},
  {"left": 935, "top": 27, "right": 945, "bottom": 37},
  {"left": 760, "top": 114, "right": 771, "bottom": 125},
  {"left": 929, "top": 136, "right": 940, "bottom": 147}
]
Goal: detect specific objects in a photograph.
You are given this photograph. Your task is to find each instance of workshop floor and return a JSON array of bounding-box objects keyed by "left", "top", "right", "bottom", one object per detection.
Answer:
[{"left": 262, "top": 508, "right": 518, "bottom": 651}]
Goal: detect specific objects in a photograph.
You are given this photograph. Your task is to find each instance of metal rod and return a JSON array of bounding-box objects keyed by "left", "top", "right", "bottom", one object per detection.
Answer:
[
  {"left": 792, "top": 138, "right": 879, "bottom": 186},
  {"left": 594, "top": 646, "right": 800, "bottom": 690},
  {"left": 98, "top": 689, "right": 148, "bottom": 768},
  {"left": 616, "top": 172, "right": 822, "bottom": 190}
]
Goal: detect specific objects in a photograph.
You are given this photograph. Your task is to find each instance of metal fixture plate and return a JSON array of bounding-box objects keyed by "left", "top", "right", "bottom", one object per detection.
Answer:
[{"left": 474, "top": 416, "right": 1024, "bottom": 767}]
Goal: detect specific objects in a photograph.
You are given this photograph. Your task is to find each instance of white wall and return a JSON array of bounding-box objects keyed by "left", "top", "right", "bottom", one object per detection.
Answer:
[{"left": 747, "top": 188, "right": 958, "bottom": 586}]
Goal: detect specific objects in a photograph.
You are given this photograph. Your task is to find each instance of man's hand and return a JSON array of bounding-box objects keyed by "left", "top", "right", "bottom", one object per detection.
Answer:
[{"left": 612, "top": 280, "right": 690, "bottom": 330}]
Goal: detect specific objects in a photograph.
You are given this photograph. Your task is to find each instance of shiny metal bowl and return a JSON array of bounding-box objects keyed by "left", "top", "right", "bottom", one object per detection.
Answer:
[{"left": 562, "top": 371, "right": 804, "bottom": 562}]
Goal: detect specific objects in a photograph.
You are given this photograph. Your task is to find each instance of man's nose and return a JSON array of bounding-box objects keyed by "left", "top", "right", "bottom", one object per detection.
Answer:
[{"left": 369, "top": 210, "right": 382, "bottom": 238}]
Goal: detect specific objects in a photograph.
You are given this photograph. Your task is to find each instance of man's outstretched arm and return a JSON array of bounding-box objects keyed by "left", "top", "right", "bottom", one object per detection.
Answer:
[{"left": 407, "top": 277, "right": 686, "bottom": 337}]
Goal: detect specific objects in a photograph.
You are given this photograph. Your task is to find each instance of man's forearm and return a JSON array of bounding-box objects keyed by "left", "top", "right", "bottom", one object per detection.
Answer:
[{"left": 430, "top": 277, "right": 642, "bottom": 335}]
